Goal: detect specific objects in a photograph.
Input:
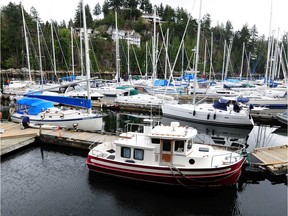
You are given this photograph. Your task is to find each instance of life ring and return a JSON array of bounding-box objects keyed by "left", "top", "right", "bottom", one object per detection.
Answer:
[{"left": 9, "top": 107, "right": 16, "bottom": 115}]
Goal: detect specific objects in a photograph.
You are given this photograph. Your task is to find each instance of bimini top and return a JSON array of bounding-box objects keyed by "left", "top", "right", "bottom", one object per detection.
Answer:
[{"left": 17, "top": 97, "right": 54, "bottom": 115}]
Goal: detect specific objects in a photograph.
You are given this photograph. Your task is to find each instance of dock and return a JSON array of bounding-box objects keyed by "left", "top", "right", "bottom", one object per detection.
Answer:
[
  {"left": 0, "top": 122, "right": 117, "bottom": 156},
  {"left": 251, "top": 145, "right": 288, "bottom": 175},
  {"left": 1, "top": 122, "right": 38, "bottom": 155}
]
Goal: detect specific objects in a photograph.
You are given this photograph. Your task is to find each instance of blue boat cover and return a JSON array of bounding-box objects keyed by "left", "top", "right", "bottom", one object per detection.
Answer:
[
  {"left": 26, "top": 94, "right": 92, "bottom": 109},
  {"left": 154, "top": 79, "right": 169, "bottom": 86},
  {"left": 17, "top": 98, "right": 54, "bottom": 115},
  {"left": 236, "top": 97, "right": 249, "bottom": 103}
]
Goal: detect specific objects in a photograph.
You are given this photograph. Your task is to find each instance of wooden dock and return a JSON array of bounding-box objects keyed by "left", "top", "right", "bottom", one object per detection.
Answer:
[
  {"left": 0, "top": 122, "right": 117, "bottom": 155},
  {"left": 252, "top": 145, "right": 288, "bottom": 175},
  {"left": 0, "top": 122, "right": 39, "bottom": 155}
]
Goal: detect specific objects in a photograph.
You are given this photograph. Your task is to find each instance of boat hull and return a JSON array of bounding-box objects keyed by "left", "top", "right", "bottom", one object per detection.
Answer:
[
  {"left": 86, "top": 156, "right": 246, "bottom": 188},
  {"left": 11, "top": 114, "right": 103, "bottom": 131},
  {"left": 161, "top": 104, "right": 253, "bottom": 127}
]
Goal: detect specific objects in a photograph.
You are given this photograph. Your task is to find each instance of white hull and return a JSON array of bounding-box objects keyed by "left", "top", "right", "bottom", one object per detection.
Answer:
[
  {"left": 161, "top": 103, "right": 253, "bottom": 127},
  {"left": 11, "top": 112, "right": 103, "bottom": 131}
]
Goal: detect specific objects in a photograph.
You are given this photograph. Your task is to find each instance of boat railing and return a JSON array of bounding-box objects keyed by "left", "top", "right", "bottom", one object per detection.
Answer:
[
  {"left": 210, "top": 152, "right": 243, "bottom": 167},
  {"left": 124, "top": 123, "right": 145, "bottom": 133}
]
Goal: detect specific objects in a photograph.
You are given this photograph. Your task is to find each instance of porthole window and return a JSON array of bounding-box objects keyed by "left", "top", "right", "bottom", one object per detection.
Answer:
[{"left": 189, "top": 159, "right": 195, "bottom": 164}]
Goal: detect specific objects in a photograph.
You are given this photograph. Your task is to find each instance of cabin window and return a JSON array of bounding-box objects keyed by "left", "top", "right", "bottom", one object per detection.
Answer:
[
  {"left": 162, "top": 140, "right": 171, "bottom": 151},
  {"left": 174, "top": 140, "right": 185, "bottom": 152},
  {"left": 187, "top": 139, "right": 193, "bottom": 150},
  {"left": 134, "top": 149, "right": 144, "bottom": 160},
  {"left": 151, "top": 138, "right": 160, "bottom": 144},
  {"left": 121, "top": 147, "right": 131, "bottom": 158}
]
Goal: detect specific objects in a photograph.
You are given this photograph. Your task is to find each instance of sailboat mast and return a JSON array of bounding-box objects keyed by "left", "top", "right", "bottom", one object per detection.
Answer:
[
  {"left": 265, "top": 0, "right": 273, "bottom": 87},
  {"left": 82, "top": 0, "right": 91, "bottom": 114},
  {"left": 115, "top": 11, "right": 120, "bottom": 83},
  {"left": 71, "top": 27, "right": 75, "bottom": 76},
  {"left": 51, "top": 22, "right": 57, "bottom": 77},
  {"left": 152, "top": 6, "right": 157, "bottom": 81},
  {"left": 37, "top": 20, "right": 43, "bottom": 89},
  {"left": 192, "top": 0, "right": 202, "bottom": 105},
  {"left": 21, "top": 3, "right": 31, "bottom": 82}
]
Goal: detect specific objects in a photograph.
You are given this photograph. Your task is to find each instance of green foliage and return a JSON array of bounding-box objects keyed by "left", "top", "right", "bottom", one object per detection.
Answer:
[{"left": 1, "top": 1, "right": 280, "bottom": 78}]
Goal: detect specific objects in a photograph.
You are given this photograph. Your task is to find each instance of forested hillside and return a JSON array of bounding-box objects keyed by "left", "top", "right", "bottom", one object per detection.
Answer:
[{"left": 1, "top": 0, "right": 287, "bottom": 80}]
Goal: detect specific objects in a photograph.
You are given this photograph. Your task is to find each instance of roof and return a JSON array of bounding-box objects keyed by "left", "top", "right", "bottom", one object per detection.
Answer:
[{"left": 149, "top": 123, "right": 197, "bottom": 139}]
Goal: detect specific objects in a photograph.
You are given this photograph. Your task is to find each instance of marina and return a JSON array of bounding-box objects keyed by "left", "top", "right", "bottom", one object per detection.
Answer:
[{"left": 1, "top": 0, "right": 287, "bottom": 215}]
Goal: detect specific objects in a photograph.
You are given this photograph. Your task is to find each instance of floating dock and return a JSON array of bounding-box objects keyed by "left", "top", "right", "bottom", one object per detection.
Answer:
[
  {"left": 0, "top": 122, "right": 38, "bottom": 155},
  {"left": 0, "top": 122, "right": 117, "bottom": 155},
  {"left": 251, "top": 145, "right": 288, "bottom": 175}
]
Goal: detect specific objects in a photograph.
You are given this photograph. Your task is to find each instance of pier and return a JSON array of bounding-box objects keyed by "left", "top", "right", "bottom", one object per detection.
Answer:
[
  {"left": 0, "top": 122, "right": 117, "bottom": 155},
  {"left": 251, "top": 145, "right": 288, "bottom": 175}
]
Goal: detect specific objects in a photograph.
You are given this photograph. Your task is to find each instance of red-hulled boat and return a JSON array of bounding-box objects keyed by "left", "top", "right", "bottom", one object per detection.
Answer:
[{"left": 86, "top": 120, "right": 247, "bottom": 188}]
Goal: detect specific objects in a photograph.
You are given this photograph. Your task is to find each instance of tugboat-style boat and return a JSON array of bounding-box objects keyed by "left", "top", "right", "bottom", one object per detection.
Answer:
[{"left": 86, "top": 119, "right": 247, "bottom": 188}]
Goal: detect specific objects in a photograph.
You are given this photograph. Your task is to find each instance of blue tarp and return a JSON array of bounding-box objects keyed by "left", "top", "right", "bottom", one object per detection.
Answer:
[
  {"left": 154, "top": 79, "right": 169, "bottom": 86},
  {"left": 17, "top": 98, "right": 54, "bottom": 115},
  {"left": 60, "top": 75, "right": 76, "bottom": 81},
  {"left": 236, "top": 97, "right": 249, "bottom": 103},
  {"left": 26, "top": 94, "right": 92, "bottom": 109}
]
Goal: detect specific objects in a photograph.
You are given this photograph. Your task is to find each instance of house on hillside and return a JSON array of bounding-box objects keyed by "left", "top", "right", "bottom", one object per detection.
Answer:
[{"left": 107, "top": 27, "right": 141, "bottom": 47}]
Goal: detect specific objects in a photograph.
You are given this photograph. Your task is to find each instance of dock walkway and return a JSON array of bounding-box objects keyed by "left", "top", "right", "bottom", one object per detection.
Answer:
[
  {"left": 252, "top": 145, "right": 288, "bottom": 175},
  {"left": 0, "top": 122, "right": 117, "bottom": 155},
  {"left": 0, "top": 122, "right": 38, "bottom": 155}
]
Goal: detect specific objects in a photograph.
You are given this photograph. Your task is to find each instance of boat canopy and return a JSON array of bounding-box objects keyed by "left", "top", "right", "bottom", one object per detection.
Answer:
[{"left": 17, "top": 97, "right": 54, "bottom": 115}]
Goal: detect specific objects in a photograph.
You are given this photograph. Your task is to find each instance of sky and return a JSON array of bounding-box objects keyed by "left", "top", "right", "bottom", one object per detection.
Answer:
[{"left": 1, "top": 0, "right": 287, "bottom": 39}]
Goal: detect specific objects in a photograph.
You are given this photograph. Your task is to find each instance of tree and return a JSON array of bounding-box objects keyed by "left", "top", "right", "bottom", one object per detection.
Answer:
[
  {"left": 74, "top": 1, "right": 93, "bottom": 28},
  {"left": 93, "top": 3, "right": 101, "bottom": 17},
  {"left": 102, "top": 0, "right": 110, "bottom": 17}
]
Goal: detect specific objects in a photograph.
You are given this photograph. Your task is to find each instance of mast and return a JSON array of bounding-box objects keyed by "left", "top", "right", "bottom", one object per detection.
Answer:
[
  {"left": 37, "top": 20, "right": 43, "bottom": 89},
  {"left": 240, "top": 42, "right": 245, "bottom": 80},
  {"left": 51, "top": 22, "right": 57, "bottom": 78},
  {"left": 127, "top": 33, "right": 130, "bottom": 82},
  {"left": 71, "top": 27, "right": 75, "bottom": 76},
  {"left": 192, "top": 0, "right": 202, "bottom": 105},
  {"left": 115, "top": 11, "right": 120, "bottom": 83},
  {"left": 21, "top": 2, "right": 31, "bottom": 82},
  {"left": 80, "top": 30, "right": 84, "bottom": 76},
  {"left": 221, "top": 40, "right": 227, "bottom": 87},
  {"left": 152, "top": 6, "right": 157, "bottom": 81},
  {"left": 82, "top": 0, "right": 91, "bottom": 114},
  {"left": 265, "top": 0, "right": 273, "bottom": 87},
  {"left": 209, "top": 32, "right": 213, "bottom": 81}
]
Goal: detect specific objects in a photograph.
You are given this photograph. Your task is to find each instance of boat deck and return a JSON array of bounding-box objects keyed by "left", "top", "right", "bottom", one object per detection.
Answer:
[{"left": 252, "top": 145, "right": 288, "bottom": 175}]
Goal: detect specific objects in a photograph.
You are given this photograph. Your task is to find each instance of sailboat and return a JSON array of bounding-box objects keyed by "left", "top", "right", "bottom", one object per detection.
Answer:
[
  {"left": 10, "top": 1, "right": 104, "bottom": 132},
  {"left": 161, "top": 0, "right": 254, "bottom": 128}
]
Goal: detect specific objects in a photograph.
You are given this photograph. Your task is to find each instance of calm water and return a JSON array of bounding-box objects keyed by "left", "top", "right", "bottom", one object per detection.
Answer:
[{"left": 1, "top": 106, "right": 287, "bottom": 216}]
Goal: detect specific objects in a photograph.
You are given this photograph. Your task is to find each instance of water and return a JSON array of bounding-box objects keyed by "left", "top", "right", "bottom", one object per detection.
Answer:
[
  {"left": 1, "top": 143, "right": 287, "bottom": 216},
  {"left": 1, "top": 104, "right": 287, "bottom": 216}
]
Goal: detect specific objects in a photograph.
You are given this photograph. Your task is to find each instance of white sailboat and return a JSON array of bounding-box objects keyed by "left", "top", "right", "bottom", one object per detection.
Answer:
[
  {"left": 161, "top": 0, "right": 254, "bottom": 128},
  {"left": 11, "top": 0, "right": 104, "bottom": 132}
]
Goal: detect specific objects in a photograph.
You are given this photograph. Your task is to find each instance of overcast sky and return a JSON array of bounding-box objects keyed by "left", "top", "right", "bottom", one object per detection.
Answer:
[{"left": 1, "top": 0, "right": 287, "bottom": 38}]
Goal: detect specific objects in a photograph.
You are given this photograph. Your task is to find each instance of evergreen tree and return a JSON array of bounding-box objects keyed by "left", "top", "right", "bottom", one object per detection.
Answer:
[{"left": 93, "top": 3, "right": 102, "bottom": 17}]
